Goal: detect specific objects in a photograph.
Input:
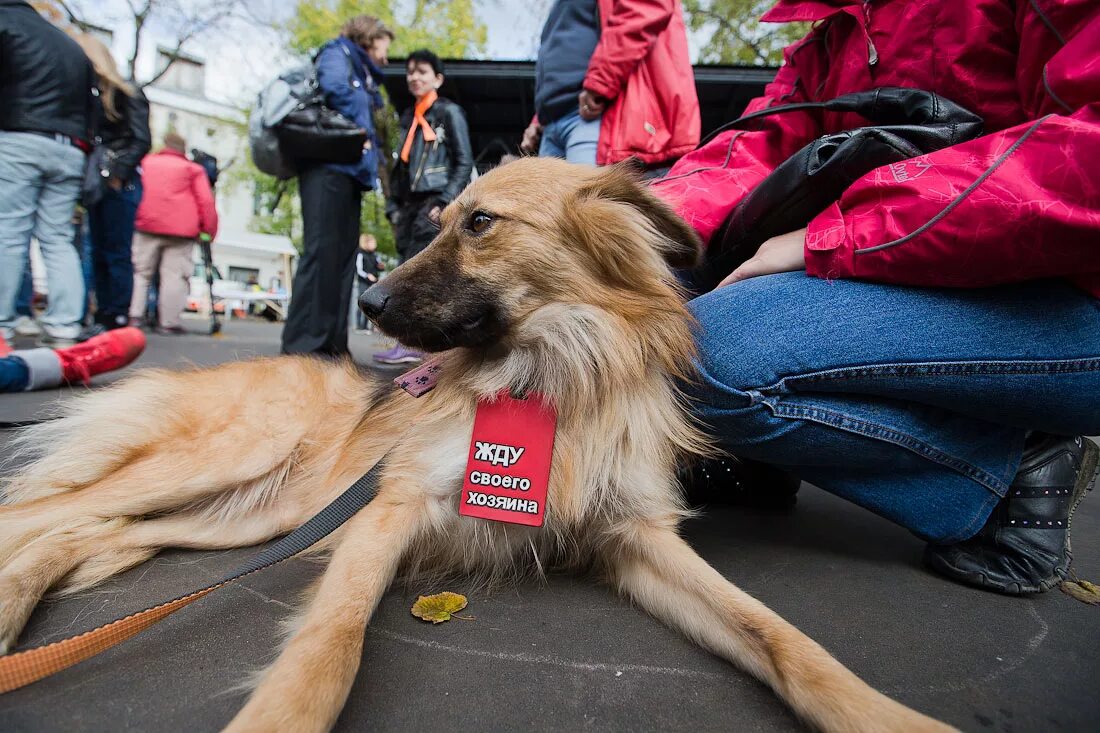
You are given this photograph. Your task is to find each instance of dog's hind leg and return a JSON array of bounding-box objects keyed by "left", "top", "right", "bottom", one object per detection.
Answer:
[
  {"left": 0, "top": 505, "right": 294, "bottom": 655},
  {"left": 0, "top": 441, "right": 303, "bottom": 569},
  {"left": 0, "top": 518, "right": 128, "bottom": 654},
  {"left": 606, "top": 520, "right": 954, "bottom": 733},
  {"left": 223, "top": 494, "right": 424, "bottom": 733}
]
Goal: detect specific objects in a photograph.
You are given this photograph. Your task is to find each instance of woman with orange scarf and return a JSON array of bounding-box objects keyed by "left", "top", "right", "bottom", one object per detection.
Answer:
[{"left": 375, "top": 49, "right": 474, "bottom": 366}]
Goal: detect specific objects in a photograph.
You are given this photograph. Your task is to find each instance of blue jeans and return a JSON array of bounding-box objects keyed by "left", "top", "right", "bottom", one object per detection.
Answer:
[
  {"left": 0, "top": 132, "right": 86, "bottom": 339},
  {"left": 688, "top": 273, "right": 1100, "bottom": 543},
  {"left": 539, "top": 110, "right": 600, "bottom": 165},
  {"left": 15, "top": 264, "right": 33, "bottom": 317},
  {"left": 0, "top": 356, "right": 29, "bottom": 392},
  {"left": 87, "top": 179, "right": 143, "bottom": 322}
]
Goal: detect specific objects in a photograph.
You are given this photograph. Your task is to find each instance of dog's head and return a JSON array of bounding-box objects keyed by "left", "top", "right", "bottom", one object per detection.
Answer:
[{"left": 361, "top": 158, "right": 701, "bottom": 391}]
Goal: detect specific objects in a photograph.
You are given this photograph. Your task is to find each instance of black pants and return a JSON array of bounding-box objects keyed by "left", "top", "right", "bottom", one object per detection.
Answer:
[
  {"left": 281, "top": 165, "right": 362, "bottom": 355},
  {"left": 394, "top": 196, "right": 439, "bottom": 264}
]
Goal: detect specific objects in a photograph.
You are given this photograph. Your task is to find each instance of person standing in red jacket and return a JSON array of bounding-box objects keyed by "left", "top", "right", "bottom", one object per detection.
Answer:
[
  {"left": 520, "top": 0, "right": 699, "bottom": 169},
  {"left": 657, "top": 0, "right": 1100, "bottom": 595},
  {"left": 130, "top": 132, "right": 218, "bottom": 335}
]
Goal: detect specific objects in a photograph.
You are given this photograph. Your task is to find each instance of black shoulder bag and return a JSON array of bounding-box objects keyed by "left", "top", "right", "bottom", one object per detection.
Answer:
[
  {"left": 276, "top": 44, "right": 368, "bottom": 166},
  {"left": 694, "top": 87, "right": 984, "bottom": 291}
]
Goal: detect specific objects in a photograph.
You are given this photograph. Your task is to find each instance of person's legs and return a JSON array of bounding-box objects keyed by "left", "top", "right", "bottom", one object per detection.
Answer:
[
  {"left": 0, "top": 132, "right": 45, "bottom": 341},
  {"left": 156, "top": 239, "right": 195, "bottom": 329},
  {"left": 32, "top": 139, "right": 86, "bottom": 340},
  {"left": 538, "top": 110, "right": 600, "bottom": 165},
  {"left": 537, "top": 117, "right": 567, "bottom": 159},
  {"left": 15, "top": 264, "right": 34, "bottom": 317},
  {"left": 0, "top": 327, "right": 146, "bottom": 392},
  {"left": 88, "top": 180, "right": 142, "bottom": 328},
  {"left": 687, "top": 273, "right": 1100, "bottom": 544},
  {"left": 0, "top": 356, "right": 31, "bottom": 393},
  {"left": 558, "top": 110, "right": 600, "bottom": 166},
  {"left": 129, "top": 231, "right": 159, "bottom": 323},
  {"left": 282, "top": 166, "right": 361, "bottom": 356}
]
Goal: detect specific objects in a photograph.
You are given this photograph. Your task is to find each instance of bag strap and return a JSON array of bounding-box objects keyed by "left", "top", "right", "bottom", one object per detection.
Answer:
[
  {"left": 698, "top": 87, "right": 983, "bottom": 148},
  {"left": 0, "top": 453, "right": 389, "bottom": 693}
]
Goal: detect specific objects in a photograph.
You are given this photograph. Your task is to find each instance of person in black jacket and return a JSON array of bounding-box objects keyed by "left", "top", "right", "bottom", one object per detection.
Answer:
[
  {"left": 71, "top": 32, "right": 151, "bottom": 336},
  {"left": 0, "top": 1, "right": 96, "bottom": 344},
  {"left": 374, "top": 49, "right": 473, "bottom": 365}
]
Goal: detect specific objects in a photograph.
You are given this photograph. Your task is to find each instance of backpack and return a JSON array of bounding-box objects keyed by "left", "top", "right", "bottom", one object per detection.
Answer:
[{"left": 249, "top": 45, "right": 368, "bottom": 180}]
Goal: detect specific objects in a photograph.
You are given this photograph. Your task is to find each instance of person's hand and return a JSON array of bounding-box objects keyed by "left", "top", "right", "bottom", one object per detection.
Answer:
[
  {"left": 428, "top": 205, "right": 443, "bottom": 224},
  {"left": 107, "top": 176, "right": 123, "bottom": 191},
  {"left": 578, "top": 89, "right": 606, "bottom": 121},
  {"left": 520, "top": 121, "right": 542, "bottom": 154},
  {"left": 367, "top": 274, "right": 378, "bottom": 283},
  {"left": 718, "top": 228, "right": 808, "bottom": 288}
]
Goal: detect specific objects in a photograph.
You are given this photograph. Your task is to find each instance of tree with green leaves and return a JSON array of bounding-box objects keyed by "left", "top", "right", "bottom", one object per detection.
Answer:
[
  {"left": 683, "top": 0, "right": 808, "bottom": 66},
  {"left": 287, "top": 0, "right": 485, "bottom": 58},
  {"left": 241, "top": 0, "right": 486, "bottom": 256}
]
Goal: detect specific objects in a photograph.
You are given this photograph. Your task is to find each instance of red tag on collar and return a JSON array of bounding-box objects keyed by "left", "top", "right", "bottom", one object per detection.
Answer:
[{"left": 459, "top": 391, "right": 557, "bottom": 527}]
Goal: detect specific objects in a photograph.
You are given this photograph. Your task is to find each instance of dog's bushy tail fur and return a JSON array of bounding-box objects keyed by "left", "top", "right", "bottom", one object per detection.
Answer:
[{"left": 2, "top": 370, "right": 174, "bottom": 506}]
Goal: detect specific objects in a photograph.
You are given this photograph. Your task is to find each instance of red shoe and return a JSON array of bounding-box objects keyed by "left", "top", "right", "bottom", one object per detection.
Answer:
[{"left": 55, "top": 327, "right": 147, "bottom": 384}]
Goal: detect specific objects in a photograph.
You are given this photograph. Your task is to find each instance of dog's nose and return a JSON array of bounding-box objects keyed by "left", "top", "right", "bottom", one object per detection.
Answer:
[{"left": 359, "top": 283, "right": 390, "bottom": 319}]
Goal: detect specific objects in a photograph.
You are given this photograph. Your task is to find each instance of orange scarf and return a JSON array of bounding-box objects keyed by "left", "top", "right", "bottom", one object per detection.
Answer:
[{"left": 400, "top": 90, "right": 438, "bottom": 163}]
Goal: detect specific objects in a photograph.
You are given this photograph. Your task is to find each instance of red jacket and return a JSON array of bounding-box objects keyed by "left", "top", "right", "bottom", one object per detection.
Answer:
[
  {"left": 653, "top": 0, "right": 1100, "bottom": 298},
  {"left": 135, "top": 148, "right": 219, "bottom": 240},
  {"left": 586, "top": 0, "right": 700, "bottom": 165}
]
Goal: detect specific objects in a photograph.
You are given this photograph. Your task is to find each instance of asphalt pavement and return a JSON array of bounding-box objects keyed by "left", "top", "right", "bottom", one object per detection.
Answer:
[{"left": 1, "top": 317, "right": 1097, "bottom": 732}]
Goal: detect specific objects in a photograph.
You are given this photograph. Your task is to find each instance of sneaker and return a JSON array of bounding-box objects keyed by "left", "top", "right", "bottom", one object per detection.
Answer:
[
  {"left": 13, "top": 315, "right": 42, "bottom": 337},
  {"left": 75, "top": 322, "right": 109, "bottom": 342},
  {"left": 924, "top": 435, "right": 1099, "bottom": 595},
  {"left": 38, "top": 331, "right": 80, "bottom": 348},
  {"left": 155, "top": 325, "right": 188, "bottom": 336},
  {"left": 0, "top": 332, "right": 11, "bottom": 358},
  {"left": 55, "top": 327, "right": 147, "bottom": 385},
  {"left": 371, "top": 344, "right": 401, "bottom": 363},
  {"left": 680, "top": 456, "right": 801, "bottom": 511},
  {"left": 374, "top": 345, "right": 424, "bottom": 365},
  {"left": 93, "top": 312, "right": 131, "bottom": 330}
]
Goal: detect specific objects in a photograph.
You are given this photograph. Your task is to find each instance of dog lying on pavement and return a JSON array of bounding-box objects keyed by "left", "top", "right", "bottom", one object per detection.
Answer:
[{"left": 0, "top": 158, "right": 950, "bottom": 732}]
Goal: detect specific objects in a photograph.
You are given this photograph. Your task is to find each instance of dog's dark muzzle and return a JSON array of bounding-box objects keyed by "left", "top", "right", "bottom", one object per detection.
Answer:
[
  {"left": 359, "top": 283, "right": 391, "bottom": 321},
  {"left": 358, "top": 277, "right": 506, "bottom": 352}
]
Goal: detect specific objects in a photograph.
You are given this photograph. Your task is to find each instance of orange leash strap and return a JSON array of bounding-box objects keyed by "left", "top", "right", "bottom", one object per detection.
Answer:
[{"left": 0, "top": 454, "right": 387, "bottom": 694}]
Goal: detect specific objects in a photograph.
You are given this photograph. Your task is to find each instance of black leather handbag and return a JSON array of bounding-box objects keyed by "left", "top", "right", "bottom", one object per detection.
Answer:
[
  {"left": 695, "top": 87, "right": 984, "bottom": 291},
  {"left": 273, "top": 44, "right": 368, "bottom": 166}
]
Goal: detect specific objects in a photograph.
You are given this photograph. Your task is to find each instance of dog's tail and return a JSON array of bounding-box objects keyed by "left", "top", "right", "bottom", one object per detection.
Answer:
[{"left": 2, "top": 369, "right": 173, "bottom": 506}]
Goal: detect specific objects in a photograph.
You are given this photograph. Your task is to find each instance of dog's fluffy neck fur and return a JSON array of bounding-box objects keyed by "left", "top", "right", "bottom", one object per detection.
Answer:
[{"left": 409, "top": 297, "right": 708, "bottom": 542}]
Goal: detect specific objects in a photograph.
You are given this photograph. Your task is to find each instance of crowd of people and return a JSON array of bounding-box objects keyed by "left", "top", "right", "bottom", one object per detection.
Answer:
[
  {"left": 0, "top": 0, "right": 219, "bottom": 368},
  {"left": 2, "top": 0, "right": 1099, "bottom": 597}
]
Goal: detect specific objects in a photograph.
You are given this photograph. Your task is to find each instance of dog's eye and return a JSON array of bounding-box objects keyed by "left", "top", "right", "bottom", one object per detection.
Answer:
[{"left": 465, "top": 211, "right": 494, "bottom": 235}]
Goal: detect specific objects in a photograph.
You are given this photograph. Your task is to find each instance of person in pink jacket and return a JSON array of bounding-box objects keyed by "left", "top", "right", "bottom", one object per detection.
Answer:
[
  {"left": 660, "top": 0, "right": 1100, "bottom": 596},
  {"left": 130, "top": 132, "right": 218, "bottom": 334}
]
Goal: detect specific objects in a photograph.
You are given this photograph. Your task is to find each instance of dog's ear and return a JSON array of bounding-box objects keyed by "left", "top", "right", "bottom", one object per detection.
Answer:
[{"left": 575, "top": 163, "right": 701, "bottom": 269}]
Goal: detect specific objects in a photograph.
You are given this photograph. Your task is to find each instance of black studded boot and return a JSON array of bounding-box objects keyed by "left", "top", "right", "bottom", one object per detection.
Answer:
[{"left": 924, "top": 435, "right": 1098, "bottom": 595}]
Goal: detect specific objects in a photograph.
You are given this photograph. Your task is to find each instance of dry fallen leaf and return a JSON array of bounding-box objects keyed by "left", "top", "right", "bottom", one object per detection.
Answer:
[{"left": 411, "top": 592, "right": 469, "bottom": 624}]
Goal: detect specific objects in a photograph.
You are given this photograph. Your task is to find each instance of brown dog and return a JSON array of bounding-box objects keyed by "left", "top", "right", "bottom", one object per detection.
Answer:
[{"left": 0, "top": 159, "right": 951, "bottom": 732}]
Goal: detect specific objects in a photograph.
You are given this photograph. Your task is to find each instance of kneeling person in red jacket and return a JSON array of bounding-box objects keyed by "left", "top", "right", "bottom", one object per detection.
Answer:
[{"left": 130, "top": 132, "right": 219, "bottom": 335}]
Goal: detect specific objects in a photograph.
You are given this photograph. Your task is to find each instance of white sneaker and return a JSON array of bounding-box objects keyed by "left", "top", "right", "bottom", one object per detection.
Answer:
[{"left": 13, "top": 315, "right": 42, "bottom": 337}]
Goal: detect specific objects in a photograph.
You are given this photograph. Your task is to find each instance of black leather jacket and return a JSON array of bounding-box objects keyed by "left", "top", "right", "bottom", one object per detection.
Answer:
[
  {"left": 0, "top": 0, "right": 96, "bottom": 141},
  {"left": 389, "top": 96, "right": 474, "bottom": 210},
  {"left": 93, "top": 86, "right": 152, "bottom": 184}
]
